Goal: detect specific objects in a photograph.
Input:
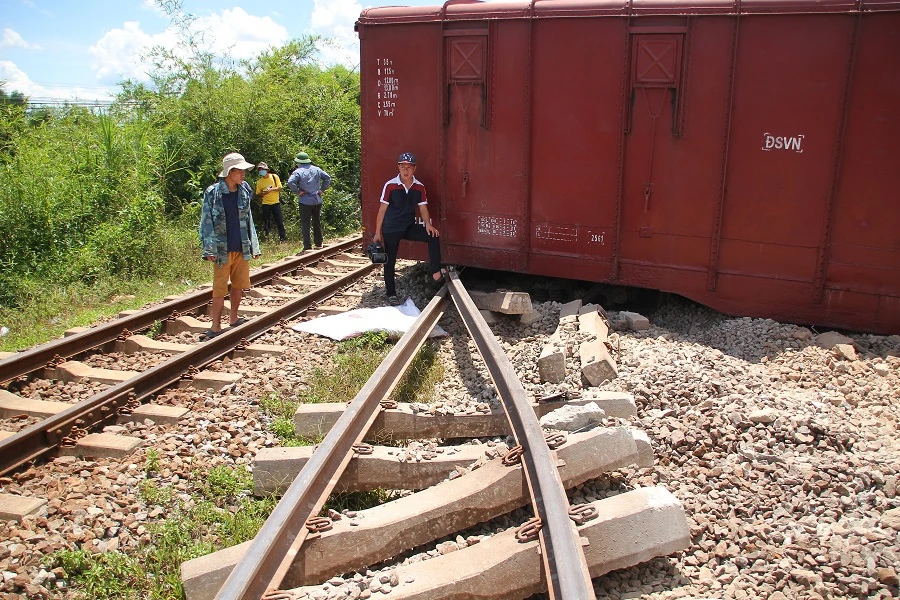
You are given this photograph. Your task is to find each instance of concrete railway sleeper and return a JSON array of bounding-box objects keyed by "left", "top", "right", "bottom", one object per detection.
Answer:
[
  {"left": 211, "top": 287, "right": 452, "bottom": 600},
  {"left": 190, "top": 272, "right": 689, "bottom": 600},
  {"left": 0, "top": 244, "right": 376, "bottom": 476}
]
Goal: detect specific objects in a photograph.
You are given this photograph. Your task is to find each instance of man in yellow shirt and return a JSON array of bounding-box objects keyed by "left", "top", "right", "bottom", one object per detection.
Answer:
[{"left": 255, "top": 162, "right": 286, "bottom": 242}]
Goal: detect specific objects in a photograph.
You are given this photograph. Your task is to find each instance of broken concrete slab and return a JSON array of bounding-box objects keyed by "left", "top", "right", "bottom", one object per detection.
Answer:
[
  {"left": 253, "top": 444, "right": 485, "bottom": 496},
  {"left": 178, "top": 370, "right": 241, "bottom": 392},
  {"left": 540, "top": 401, "right": 606, "bottom": 431},
  {"left": 620, "top": 311, "right": 650, "bottom": 331},
  {"left": 468, "top": 290, "right": 533, "bottom": 315},
  {"left": 578, "top": 309, "right": 610, "bottom": 339},
  {"left": 294, "top": 399, "right": 637, "bottom": 441},
  {"left": 580, "top": 340, "right": 618, "bottom": 386},
  {"left": 567, "top": 391, "right": 637, "bottom": 419},
  {"left": 285, "top": 487, "right": 689, "bottom": 600},
  {"left": 181, "top": 427, "right": 645, "bottom": 599},
  {"left": 537, "top": 343, "right": 566, "bottom": 384},
  {"left": 814, "top": 331, "right": 854, "bottom": 349}
]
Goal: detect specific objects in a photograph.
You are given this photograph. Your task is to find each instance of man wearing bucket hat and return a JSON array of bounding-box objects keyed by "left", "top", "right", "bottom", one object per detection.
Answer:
[
  {"left": 286, "top": 151, "right": 332, "bottom": 252},
  {"left": 254, "top": 161, "right": 286, "bottom": 242},
  {"left": 198, "top": 152, "right": 261, "bottom": 340},
  {"left": 373, "top": 152, "right": 443, "bottom": 306}
]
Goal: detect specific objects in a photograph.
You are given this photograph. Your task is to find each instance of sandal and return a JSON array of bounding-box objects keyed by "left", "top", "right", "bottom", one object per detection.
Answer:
[
  {"left": 229, "top": 316, "right": 248, "bottom": 327},
  {"left": 203, "top": 329, "right": 223, "bottom": 341}
]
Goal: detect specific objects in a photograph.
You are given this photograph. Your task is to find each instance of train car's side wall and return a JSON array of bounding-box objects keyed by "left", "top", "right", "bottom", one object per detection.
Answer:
[
  {"left": 826, "top": 12, "right": 900, "bottom": 333},
  {"left": 359, "top": 20, "right": 444, "bottom": 262},
  {"left": 358, "top": 8, "right": 900, "bottom": 334}
]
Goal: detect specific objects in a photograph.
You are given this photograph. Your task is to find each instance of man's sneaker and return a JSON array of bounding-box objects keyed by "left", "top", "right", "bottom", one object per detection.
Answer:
[{"left": 387, "top": 295, "right": 401, "bottom": 306}]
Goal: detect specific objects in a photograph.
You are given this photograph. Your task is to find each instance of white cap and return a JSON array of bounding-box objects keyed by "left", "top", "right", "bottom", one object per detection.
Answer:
[{"left": 219, "top": 152, "right": 254, "bottom": 177}]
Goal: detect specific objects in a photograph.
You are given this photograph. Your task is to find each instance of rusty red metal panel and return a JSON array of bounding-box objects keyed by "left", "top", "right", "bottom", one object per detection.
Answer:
[
  {"left": 828, "top": 12, "right": 900, "bottom": 298},
  {"left": 528, "top": 17, "right": 626, "bottom": 264},
  {"left": 719, "top": 14, "right": 855, "bottom": 279},
  {"left": 618, "top": 18, "right": 732, "bottom": 275},
  {"left": 632, "top": 35, "right": 681, "bottom": 87},
  {"left": 440, "top": 20, "right": 531, "bottom": 270},
  {"left": 359, "top": 22, "right": 444, "bottom": 241}
]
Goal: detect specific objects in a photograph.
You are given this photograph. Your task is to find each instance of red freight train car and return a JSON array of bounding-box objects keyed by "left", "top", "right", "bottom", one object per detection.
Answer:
[{"left": 356, "top": 0, "right": 900, "bottom": 334}]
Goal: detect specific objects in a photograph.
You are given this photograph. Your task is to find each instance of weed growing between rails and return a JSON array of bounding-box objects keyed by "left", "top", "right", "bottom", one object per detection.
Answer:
[
  {"left": 259, "top": 331, "right": 444, "bottom": 446},
  {"left": 49, "top": 463, "right": 277, "bottom": 600}
]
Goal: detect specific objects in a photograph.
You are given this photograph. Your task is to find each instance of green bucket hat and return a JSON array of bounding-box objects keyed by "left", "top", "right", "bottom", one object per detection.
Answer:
[{"left": 294, "top": 152, "right": 312, "bottom": 164}]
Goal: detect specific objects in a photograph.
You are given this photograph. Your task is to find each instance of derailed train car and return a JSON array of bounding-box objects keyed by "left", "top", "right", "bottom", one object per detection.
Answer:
[{"left": 356, "top": 0, "right": 900, "bottom": 334}]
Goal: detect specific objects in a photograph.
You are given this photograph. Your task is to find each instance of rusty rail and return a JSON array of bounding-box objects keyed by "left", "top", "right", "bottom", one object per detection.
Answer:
[
  {"left": 215, "top": 289, "right": 450, "bottom": 600},
  {"left": 444, "top": 268, "right": 595, "bottom": 599},
  {"left": 0, "top": 237, "right": 363, "bottom": 385},
  {"left": 0, "top": 261, "right": 376, "bottom": 476}
]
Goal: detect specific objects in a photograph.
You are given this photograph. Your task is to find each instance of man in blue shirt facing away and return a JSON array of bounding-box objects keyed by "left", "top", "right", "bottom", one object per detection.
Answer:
[{"left": 287, "top": 151, "right": 332, "bottom": 252}]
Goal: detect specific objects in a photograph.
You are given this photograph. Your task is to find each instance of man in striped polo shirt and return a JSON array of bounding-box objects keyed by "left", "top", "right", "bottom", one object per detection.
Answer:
[{"left": 373, "top": 152, "right": 443, "bottom": 305}]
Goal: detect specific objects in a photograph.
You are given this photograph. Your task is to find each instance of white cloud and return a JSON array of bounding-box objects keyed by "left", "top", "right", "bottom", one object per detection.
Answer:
[
  {"left": 1, "top": 28, "right": 41, "bottom": 50},
  {"left": 87, "top": 8, "right": 289, "bottom": 85},
  {"left": 310, "top": 0, "right": 362, "bottom": 67},
  {"left": 88, "top": 21, "right": 163, "bottom": 84},
  {"left": 0, "top": 60, "right": 116, "bottom": 102},
  {"left": 198, "top": 7, "right": 288, "bottom": 59}
]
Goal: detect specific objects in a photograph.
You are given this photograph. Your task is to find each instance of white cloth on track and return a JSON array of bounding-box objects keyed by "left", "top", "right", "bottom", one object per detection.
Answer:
[{"left": 291, "top": 298, "right": 447, "bottom": 340}]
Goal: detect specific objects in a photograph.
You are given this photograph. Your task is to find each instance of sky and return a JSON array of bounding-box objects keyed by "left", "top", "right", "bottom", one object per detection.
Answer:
[{"left": 0, "top": 0, "right": 441, "bottom": 103}]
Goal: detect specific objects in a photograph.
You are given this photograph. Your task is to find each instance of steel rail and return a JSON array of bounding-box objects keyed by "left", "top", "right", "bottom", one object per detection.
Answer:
[
  {"left": 215, "top": 289, "right": 450, "bottom": 600},
  {"left": 0, "top": 262, "right": 377, "bottom": 476},
  {"left": 0, "top": 237, "right": 363, "bottom": 385},
  {"left": 444, "top": 270, "right": 595, "bottom": 599}
]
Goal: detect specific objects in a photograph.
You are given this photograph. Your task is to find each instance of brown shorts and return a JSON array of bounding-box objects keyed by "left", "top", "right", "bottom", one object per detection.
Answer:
[{"left": 212, "top": 252, "right": 251, "bottom": 297}]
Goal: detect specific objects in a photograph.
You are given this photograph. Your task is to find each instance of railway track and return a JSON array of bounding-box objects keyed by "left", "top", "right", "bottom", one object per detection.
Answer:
[
  {"left": 180, "top": 269, "right": 689, "bottom": 600},
  {"left": 0, "top": 247, "right": 691, "bottom": 599},
  {"left": 0, "top": 257, "right": 896, "bottom": 600},
  {"left": 0, "top": 236, "right": 376, "bottom": 475}
]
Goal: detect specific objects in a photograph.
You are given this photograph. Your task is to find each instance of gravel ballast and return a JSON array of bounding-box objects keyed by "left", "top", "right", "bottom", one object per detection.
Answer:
[{"left": 0, "top": 263, "right": 898, "bottom": 599}]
